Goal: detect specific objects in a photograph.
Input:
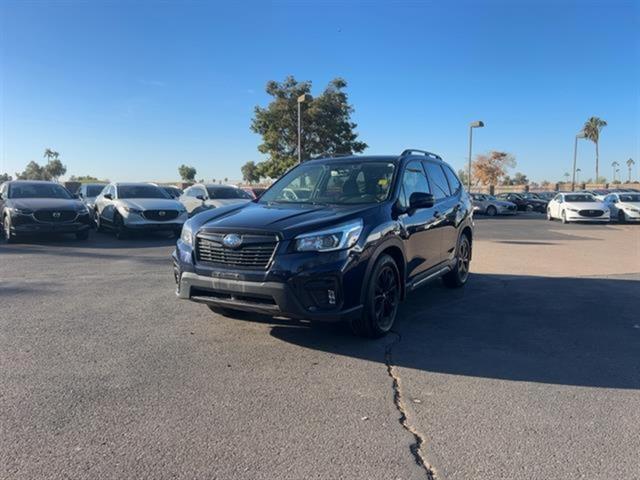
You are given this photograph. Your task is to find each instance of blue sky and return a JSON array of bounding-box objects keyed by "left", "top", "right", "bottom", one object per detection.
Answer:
[{"left": 1, "top": 0, "right": 638, "bottom": 183}]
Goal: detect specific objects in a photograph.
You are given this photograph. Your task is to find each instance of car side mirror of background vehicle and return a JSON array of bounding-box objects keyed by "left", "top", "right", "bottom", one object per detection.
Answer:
[
  {"left": 409, "top": 192, "right": 435, "bottom": 211},
  {"left": 103, "top": 193, "right": 112, "bottom": 200},
  {"left": 196, "top": 195, "right": 205, "bottom": 201}
]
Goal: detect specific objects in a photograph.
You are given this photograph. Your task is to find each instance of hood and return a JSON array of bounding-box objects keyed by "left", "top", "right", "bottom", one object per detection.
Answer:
[
  {"left": 564, "top": 201, "right": 605, "bottom": 210},
  {"left": 619, "top": 202, "right": 640, "bottom": 210},
  {"left": 117, "top": 198, "right": 184, "bottom": 210},
  {"left": 209, "top": 199, "right": 251, "bottom": 208},
  {"left": 10, "top": 198, "right": 84, "bottom": 211},
  {"left": 197, "top": 201, "right": 378, "bottom": 239}
]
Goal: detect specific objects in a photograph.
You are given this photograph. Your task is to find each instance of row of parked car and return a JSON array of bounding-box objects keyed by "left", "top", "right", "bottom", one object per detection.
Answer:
[
  {"left": 0, "top": 180, "right": 262, "bottom": 242},
  {"left": 470, "top": 188, "right": 640, "bottom": 223}
]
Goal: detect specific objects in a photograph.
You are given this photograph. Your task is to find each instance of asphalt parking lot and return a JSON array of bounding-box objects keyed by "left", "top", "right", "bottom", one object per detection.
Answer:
[{"left": 1, "top": 214, "right": 639, "bottom": 480}]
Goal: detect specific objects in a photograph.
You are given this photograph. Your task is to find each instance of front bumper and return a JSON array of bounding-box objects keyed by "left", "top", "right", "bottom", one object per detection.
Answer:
[
  {"left": 125, "top": 222, "right": 183, "bottom": 231},
  {"left": 565, "top": 212, "right": 610, "bottom": 222},
  {"left": 10, "top": 212, "right": 92, "bottom": 235},
  {"left": 172, "top": 241, "right": 366, "bottom": 322}
]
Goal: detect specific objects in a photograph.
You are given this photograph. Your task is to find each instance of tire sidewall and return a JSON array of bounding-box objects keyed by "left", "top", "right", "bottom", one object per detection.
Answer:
[{"left": 361, "top": 255, "right": 400, "bottom": 337}]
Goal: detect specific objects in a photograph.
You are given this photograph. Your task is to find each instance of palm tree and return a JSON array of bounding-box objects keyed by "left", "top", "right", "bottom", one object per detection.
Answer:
[
  {"left": 582, "top": 117, "right": 607, "bottom": 182},
  {"left": 43, "top": 148, "right": 55, "bottom": 164},
  {"left": 627, "top": 158, "right": 635, "bottom": 182}
]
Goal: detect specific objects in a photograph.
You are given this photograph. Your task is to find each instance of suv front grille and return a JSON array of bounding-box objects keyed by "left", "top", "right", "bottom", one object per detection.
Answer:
[
  {"left": 33, "top": 210, "right": 77, "bottom": 223},
  {"left": 578, "top": 209, "right": 604, "bottom": 217},
  {"left": 143, "top": 210, "right": 179, "bottom": 221},
  {"left": 196, "top": 233, "right": 277, "bottom": 269}
]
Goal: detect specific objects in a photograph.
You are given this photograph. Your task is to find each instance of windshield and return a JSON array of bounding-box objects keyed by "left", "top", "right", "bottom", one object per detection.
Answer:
[
  {"left": 9, "top": 183, "right": 72, "bottom": 199},
  {"left": 86, "top": 185, "right": 105, "bottom": 197},
  {"left": 619, "top": 194, "right": 640, "bottom": 202},
  {"left": 162, "top": 186, "right": 182, "bottom": 198},
  {"left": 565, "top": 194, "right": 596, "bottom": 202},
  {"left": 259, "top": 161, "right": 396, "bottom": 205},
  {"left": 118, "top": 185, "right": 170, "bottom": 199},
  {"left": 207, "top": 186, "right": 252, "bottom": 199}
]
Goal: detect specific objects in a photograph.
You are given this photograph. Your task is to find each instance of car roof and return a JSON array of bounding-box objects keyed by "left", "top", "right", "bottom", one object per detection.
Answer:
[
  {"left": 302, "top": 155, "right": 400, "bottom": 166},
  {"left": 5, "top": 180, "right": 58, "bottom": 185},
  {"left": 199, "top": 184, "right": 240, "bottom": 189},
  {"left": 114, "top": 182, "right": 159, "bottom": 187}
]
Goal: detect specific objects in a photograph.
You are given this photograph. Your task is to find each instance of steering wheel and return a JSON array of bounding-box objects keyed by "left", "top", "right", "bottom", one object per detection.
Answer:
[{"left": 282, "top": 189, "right": 299, "bottom": 201}]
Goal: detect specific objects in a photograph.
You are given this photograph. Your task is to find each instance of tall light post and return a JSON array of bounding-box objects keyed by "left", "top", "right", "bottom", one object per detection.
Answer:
[
  {"left": 571, "top": 130, "right": 586, "bottom": 191},
  {"left": 576, "top": 168, "right": 581, "bottom": 184},
  {"left": 297, "top": 93, "right": 313, "bottom": 163},
  {"left": 611, "top": 161, "right": 619, "bottom": 182},
  {"left": 467, "top": 120, "right": 484, "bottom": 191}
]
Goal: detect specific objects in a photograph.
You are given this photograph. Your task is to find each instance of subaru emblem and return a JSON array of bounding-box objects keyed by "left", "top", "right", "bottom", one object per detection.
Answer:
[{"left": 222, "top": 234, "right": 242, "bottom": 249}]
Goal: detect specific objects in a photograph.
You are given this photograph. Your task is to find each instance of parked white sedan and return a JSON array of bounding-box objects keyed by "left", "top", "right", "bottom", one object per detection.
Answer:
[
  {"left": 94, "top": 183, "right": 188, "bottom": 239},
  {"left": 547, "top": 193, "right": 610, "bottom": 224},
  {"left": 603, "top": 192, "right": 640, "bottom": 223}
]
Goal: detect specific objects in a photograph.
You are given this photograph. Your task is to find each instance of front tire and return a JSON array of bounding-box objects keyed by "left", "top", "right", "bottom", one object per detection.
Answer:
[
  {"left": 618, "top": 210, "right": 626, "bottom": 223},
  {"left": 351, "top": 254, "right": 400, "bottom": 338},
  {"left": 547, "top": 209, "right": 553, "bottom": 221},
  {"left": 2, "top": 214, "right": 16, "bottom": 243},
  {"left": 113, "top": 213, "right": 128, "bottom": 240},
  {"left": 561, "top": 210, "right": 568, "bottom": 224},
  {"left": 443, "top": 234, "right": 471, "bottom": 288}
]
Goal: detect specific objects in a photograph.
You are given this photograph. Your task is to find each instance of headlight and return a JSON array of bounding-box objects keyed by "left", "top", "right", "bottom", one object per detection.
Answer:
[
  {"left": 294, "top": 219, "right": 363, "bottom": 252},
  {"left": 567, "top": 208, "right": 579, "bottom": 212},
  {"left": 625, "top": 207, "right": 640, "bottom": 213},
  {"left": 121, "top": 206, "right": 143, "bottom": 214},
  {"left": 11, "top": 207, "right": 33, "bottom": 215},
  {"left": 180, "top": 221, "right": 194, "bottom": 246}
]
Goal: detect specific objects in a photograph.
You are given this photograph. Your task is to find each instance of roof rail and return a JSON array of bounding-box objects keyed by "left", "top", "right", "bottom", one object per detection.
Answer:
[{"left": 400, "top": 149, "right": 442, "bottom": 161}]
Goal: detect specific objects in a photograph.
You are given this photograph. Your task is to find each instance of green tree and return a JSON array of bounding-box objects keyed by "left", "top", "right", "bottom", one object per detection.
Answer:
[
  {"left": 16, "top": 161, "right": 50, "bottom": 180},
  {"left": 513, "top": 172, "right": 529, "bottom": 185},
  {"left": 251, "top": 76, "right": 367, "bottom": 178},
  {"left": 178, "top": 164, "right": 197, "bottom": 182},
  {"left": 241, "top": 161, "right": 261, "bottom": 184},
  {"left": 45, "top": 158, "right": 67, "bottom": 181},
  {"left": 69, "top": 174, "right": 110, "bottom": 183},
  {"left": 582, "top": 116, "right": 607, "bottom": 182},
  {"left": 0, "top": 173, "right": 12, "bottom": 182}
]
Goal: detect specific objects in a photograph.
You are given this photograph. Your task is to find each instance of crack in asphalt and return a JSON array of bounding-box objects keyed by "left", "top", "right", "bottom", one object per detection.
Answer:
[{"left": 385, "top": 331, "right": 437, "bottom": 480}]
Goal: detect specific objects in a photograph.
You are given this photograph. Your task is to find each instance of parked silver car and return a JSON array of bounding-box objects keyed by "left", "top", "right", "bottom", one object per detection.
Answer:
[
  {"left": 179, "top": 184, "right": 252, "bottom": 216},
  {"left": 94, "top": 182, "right": 188, "bottom": 239},
  {"left": 470, "top": 193, "right": 517, "bottom": 216},
  {"left": 77, "top": 183, "right": 107, "bottom": 221}
]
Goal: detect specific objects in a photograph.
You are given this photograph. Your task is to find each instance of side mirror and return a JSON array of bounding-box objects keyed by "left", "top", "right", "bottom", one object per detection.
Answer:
[
  {"left": 196, "top": 195, "right": 205, "bottom": 201},
  {"left": 103, "top": 193, "right": 113, "bottom": 200},
  {"left": 409, "top": 192, "right": 435, "bottom": 210}
]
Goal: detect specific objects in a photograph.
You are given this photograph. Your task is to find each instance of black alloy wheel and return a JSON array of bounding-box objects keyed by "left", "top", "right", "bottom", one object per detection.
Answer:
[
  {"left": 113, "top": 213, "right": 128, "bottom": 240},
  {"left": 351, "top": 254, "right": 400, "bottom": 338},
  {"left": 443, "top": 234, "right": 471, "bottom": 288}
]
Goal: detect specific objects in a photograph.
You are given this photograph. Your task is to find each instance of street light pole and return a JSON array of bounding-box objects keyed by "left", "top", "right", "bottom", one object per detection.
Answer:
[
  {"left": 297, "top": 94, "right": 312, "bottom": 163},
  {"left": 571, "top": 131, "right": 586, "bottom": 191},
  {"left": 576, "top": 168, "right": 581, "bottom": 184},
  {"left": 468, "top": 121, "right": 484, "bottom": 191}
]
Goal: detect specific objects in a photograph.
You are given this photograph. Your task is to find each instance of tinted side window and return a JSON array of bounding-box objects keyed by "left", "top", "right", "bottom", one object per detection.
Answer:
[
  {"left": 424, "top": 162, "right": 451, "bottom": 200},
  {"left": 443, "top": 165, "right": 462, "bottom": 194},
  {"left": 399, "top": 161, "right": 431, "bottom": 209}
]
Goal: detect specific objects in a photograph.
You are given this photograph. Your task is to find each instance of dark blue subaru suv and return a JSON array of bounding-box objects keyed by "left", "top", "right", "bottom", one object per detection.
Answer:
[{"left": 173, "top": 149, "right": 473, "bottom": 337}]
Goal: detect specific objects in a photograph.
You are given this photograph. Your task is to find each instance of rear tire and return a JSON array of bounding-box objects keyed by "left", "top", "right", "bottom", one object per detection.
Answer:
[
  {"left": 486, "top": 205, "right": 497, "bottom": 217},
  {"left": 351, "top": 254, "right": 400, "bottom": 338},
  {"left": 443, "top": 234, "right": 471, "bottom": 288}
]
